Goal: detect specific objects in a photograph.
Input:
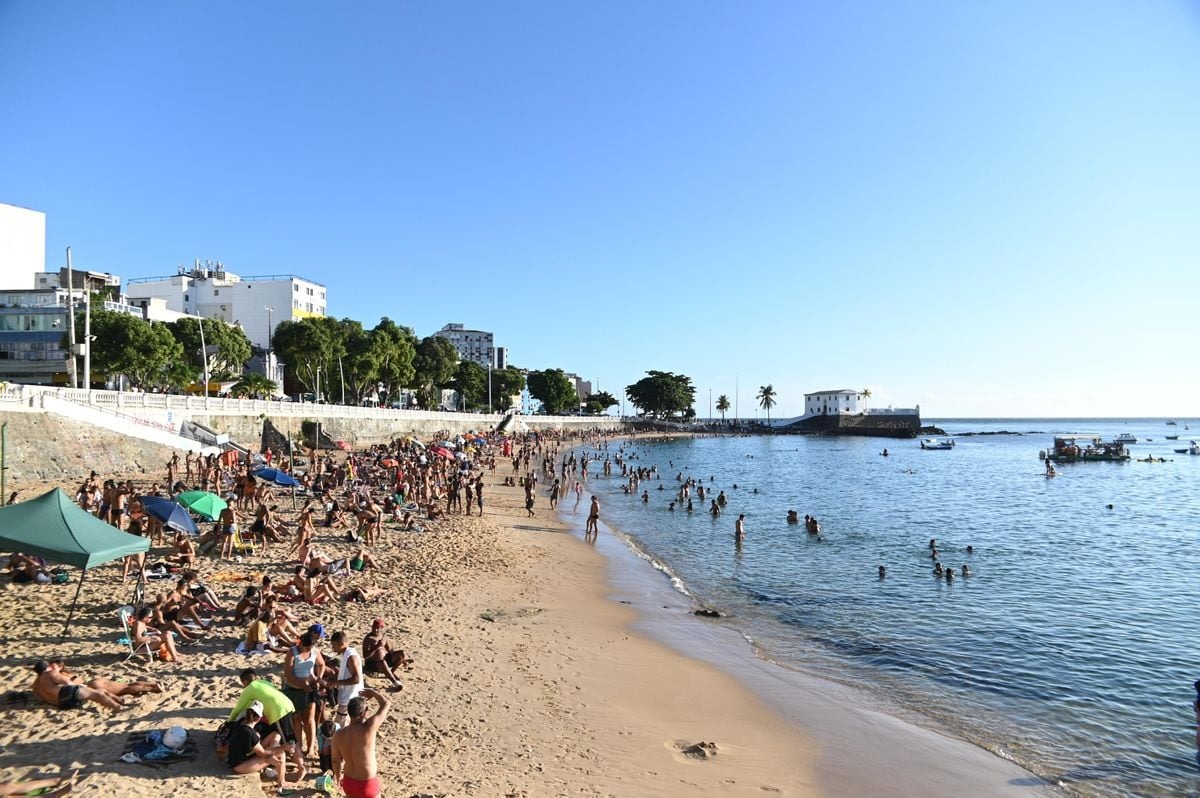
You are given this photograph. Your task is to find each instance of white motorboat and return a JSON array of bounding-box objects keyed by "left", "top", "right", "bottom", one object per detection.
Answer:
[
  {"left": 921, "top": 438, "right": 955, "bottom": 450},
  {"left": 1113, "top": 433, "right": 1137, "bottom": 444}
]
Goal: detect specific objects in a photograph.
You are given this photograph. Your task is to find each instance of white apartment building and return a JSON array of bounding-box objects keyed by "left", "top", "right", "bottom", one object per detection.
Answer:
[
  {"left": 125, "top": 261, "right": 326, "bottom": 349},
  {"left": 0, "top": 203, "right": 46, "bottom": 290},
  {"left": 432, "top": 323, "right": 495, "bottom": 368}
]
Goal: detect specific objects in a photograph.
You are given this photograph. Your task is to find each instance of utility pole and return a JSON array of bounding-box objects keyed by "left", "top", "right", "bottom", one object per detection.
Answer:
[
  {"left": 487, "top": 347, "right": 493, "bottom": 414},
  {"left": 263, "top": 306, "right": 275, "bottom": 389},
  {"left": 65, "top": 248, "right": 78, "bottom": 389},
  {"left": 735, "top": 373, "right": 739, "bottom": 425},
  {"left": 83, "top": 270, "right": 91, "bottom": 397}
]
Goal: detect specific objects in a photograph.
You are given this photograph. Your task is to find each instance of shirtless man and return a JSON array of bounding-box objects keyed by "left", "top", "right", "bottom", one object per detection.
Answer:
[
  {"left": 31, "top": 659, "right": 159, "bottom": 712},
  {"left": 331, "top": 688, "right": 389, "bottom": 798},
  {"left": 361, "top": 619, "right": 406, "bottom": 692},
  {"left": 585, "top": 495, "right": 600, "bottom": 541}
]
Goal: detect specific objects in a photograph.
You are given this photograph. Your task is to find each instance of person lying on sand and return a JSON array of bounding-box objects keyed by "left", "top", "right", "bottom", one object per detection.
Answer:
[
  {"left": 7, "top": 553, "right": 50, "bottom": 584},
  {"left": 0, "top": 769, "right": 78, "bottom": 796},
  {"left": 31, "top": 660, "right": 160, "bottom": 712},
  {"left": 341, "top": 585, "right": 386, "bottom": 603},
  {"left": 361, "top": 618, "right": 407, "bottom": 691}
]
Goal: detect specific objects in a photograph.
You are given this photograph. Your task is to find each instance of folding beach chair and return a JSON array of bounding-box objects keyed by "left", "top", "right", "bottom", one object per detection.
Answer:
[
  {"left": 117, "top": 606, "right": 154, "bottom": 663},
  {"left": 232, "top": 527, "right": 256, "bottom": 555}
]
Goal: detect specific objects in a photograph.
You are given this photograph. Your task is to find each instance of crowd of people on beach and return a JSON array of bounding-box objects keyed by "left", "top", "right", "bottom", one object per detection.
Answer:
[{"left": 5, "top": 426, "right": 608, "bottom": 797}]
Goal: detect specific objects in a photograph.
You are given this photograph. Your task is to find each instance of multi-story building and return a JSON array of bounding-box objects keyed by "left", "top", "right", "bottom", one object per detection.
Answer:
[
  {"left": 431, "top": 323, "right": 496, "bottom": 368},
  {"left": 0, "top": 285, "right": 142, "bottom": 385},
  {"left": 125, "top": 261, "right": 326, "bottom": 350},
  {"left": 0, "top": 203, "right": 45, "bottom": 290}
]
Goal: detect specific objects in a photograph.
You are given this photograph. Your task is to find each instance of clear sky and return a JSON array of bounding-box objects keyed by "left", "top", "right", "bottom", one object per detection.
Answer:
[{"left": 2, "top": 1, "right": 1198, "bottom": 417}]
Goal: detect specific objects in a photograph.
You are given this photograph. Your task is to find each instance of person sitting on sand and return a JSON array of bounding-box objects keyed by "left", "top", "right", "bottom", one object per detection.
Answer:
[
  {"left": 165, "top": 532, "right": 196, "bottom": 568},
  {"left": 31, "top": 659, "right": 159, "bottom": 712},
  {"left": 302, "top": 568, "right": 341, "bottom": 604},
  {"left": 234, "top": 586, "right": 262, "bottom": 626},
  {"left": 151, "top": 592, "right": 202, "bottom": 643},
  {"left": 131, "top": 606, "right": 184, "bottom": 661},
  {"left": 227, "top": 700, "right": 306, "bottom": 792},
  {"left": 361, "top": 618, "right": 407, "bottom": 691},
  {"left": 243, "top": 611, "right": 290, "bottom": 654},
  {"left": 7, "top": 553, "right": 50, "bottom": 584}
]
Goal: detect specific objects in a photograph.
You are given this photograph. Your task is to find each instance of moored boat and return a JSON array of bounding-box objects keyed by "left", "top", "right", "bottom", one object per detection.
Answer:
[
  {"left": 1172, "top": 441, "right": 1200, "bottom": 455},
  {"left": 920, "top": 438, "right": 955, "bottom": 450},
  {"left": 1113, "top": 432, "right": 1137, "bottom": 444},
  {"left": 1041, "top": 435, "right": 1131, "bottom": 463}
]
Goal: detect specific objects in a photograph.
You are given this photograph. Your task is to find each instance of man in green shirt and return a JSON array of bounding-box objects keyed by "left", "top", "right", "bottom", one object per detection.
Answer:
[{"left": 229, "top": 668, "right": 298, "bottom": 745}]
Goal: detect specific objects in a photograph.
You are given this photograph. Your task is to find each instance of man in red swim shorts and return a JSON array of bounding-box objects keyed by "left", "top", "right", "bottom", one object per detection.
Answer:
[{"left": 331, "top": 687, "right": 389, "bottom": 798}]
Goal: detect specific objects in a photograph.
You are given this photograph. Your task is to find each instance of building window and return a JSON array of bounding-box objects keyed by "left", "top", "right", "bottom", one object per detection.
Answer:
[
  {"left": 213, "top": 289, "right": 219, "bottom": 296},
  {"left": 294, "top": 284, "right": 299, "bottom": 292}
]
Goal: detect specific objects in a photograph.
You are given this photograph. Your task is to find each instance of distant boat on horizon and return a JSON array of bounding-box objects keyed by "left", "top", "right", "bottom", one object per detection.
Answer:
[{"left": 1166, "top": 420, "right": 1177, "bottom": 426}]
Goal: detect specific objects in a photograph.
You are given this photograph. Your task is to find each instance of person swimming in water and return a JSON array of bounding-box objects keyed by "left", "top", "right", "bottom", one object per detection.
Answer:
[{"left": 786, "top": 510, "right": 799, "bottom": 524}]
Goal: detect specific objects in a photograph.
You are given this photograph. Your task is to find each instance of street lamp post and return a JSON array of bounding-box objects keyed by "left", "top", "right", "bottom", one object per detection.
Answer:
[
  {"left": 197, "top": 317, "right": 209, "bottom": 399},
  {"left": 264, "top": 306, "right": 275, "bottom": 388}
]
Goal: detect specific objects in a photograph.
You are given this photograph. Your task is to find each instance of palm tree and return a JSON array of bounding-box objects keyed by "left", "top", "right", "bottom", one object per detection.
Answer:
[
  {"left": 716, "top": 394, "right": 731, "bottom": 423},
  {"left": 232, "top": 372, "right": 278, "bottom": 399},
  {"left": 858, "top": 387, "right": 872, "bottom": 413},
  {"left": 757, "top": 384, "right": 777, "bottom": 427}
]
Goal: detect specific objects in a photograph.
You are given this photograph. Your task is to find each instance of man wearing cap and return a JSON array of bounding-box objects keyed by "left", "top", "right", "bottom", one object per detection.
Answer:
[
  {"left": 361, "top": 619, "right": 406, "bottom": 692},
  {"left": 228, "top": 699, "right": 306, "bottom": 791},
  {"left": 229, "top": 668, "right": 298, "bottom": 744}
]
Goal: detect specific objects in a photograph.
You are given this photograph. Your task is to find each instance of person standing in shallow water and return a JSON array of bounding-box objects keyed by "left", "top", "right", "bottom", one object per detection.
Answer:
[
  {"left": 735, "top": 514, "right": 746, "bottom": 544},
  {"left": 585, "top": 495, "right": 600, "bottom": 542}
]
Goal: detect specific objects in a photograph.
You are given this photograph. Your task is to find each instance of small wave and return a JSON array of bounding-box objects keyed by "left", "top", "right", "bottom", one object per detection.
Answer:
[{"left": 611, "top": 529, "right": 694, "bottom": 598}]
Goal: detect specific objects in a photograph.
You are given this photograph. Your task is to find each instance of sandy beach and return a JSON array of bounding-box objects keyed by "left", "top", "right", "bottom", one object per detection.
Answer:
[{"left": 0, "top": 439, "right": 1052, "bottom": 797}]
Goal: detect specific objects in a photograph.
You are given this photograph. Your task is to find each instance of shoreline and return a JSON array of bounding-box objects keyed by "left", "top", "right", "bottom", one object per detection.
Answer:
[{"left": 564, "top": 437, "right": 1058, "bottom": 796}]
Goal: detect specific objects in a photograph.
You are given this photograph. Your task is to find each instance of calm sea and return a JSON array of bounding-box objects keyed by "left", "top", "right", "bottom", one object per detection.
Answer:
[{"left": 572, "top": 419, "right": 1200, "bottom": 797}]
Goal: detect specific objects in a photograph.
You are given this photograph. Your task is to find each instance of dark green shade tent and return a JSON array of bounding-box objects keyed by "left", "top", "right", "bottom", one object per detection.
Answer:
[{"left": 0, "top": 488, "right": 150, "bottom": 634}]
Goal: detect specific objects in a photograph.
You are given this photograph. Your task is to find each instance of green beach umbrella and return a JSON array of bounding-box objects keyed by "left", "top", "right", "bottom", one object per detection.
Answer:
[{"left": 176, "top": 490, "right": 227, "bottom": 521}]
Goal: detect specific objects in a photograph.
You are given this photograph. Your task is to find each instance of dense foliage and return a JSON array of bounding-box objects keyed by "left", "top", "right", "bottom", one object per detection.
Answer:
[
  {"left": 625, "top": 371, "right": 695, "bottom": 419},
  {"left": 526, "top": 368, "right": 578, "bottom": 415}
]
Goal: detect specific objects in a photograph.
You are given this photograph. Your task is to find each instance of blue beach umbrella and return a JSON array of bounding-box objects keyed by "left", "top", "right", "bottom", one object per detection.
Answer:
[
  {"left": 141, "top": 496, "right": 199, "bottom": 535},
  {"left": 252, "top": 467, "right": 301, "bottom": 488}
]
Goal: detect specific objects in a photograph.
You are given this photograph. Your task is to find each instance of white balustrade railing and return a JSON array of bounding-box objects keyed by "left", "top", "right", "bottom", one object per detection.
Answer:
[{"left": 0, "top": 383, "right": 620, "bottom": 427}]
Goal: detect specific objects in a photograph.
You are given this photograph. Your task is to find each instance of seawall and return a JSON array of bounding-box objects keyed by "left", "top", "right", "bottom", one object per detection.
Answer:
[
  {"left": 785, "top": 413, "right": 921, "bottom": 438},
  {"left": 0, "top": 384, "right": 623, "bottom": 485}
]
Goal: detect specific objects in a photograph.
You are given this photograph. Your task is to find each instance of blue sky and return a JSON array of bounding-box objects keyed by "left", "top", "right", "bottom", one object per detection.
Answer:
[{"left": 2, "top": 1, "right": 1198, "bottom": 417}]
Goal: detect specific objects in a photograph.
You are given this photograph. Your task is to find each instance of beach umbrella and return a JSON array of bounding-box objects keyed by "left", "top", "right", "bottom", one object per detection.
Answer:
[
  {"left": 252, "top": 467, "right": 301, "bottom": 487},
  {"left": 141, "top": 497, "right": 199, "bottom": 535},
  {"left": 437, "top": 440, "right": 456, "bottom": 449},
  {"left": 176, "top": 490, "right": 227, "bottom": 521},
  {"left": 380, "top": 458, "right": 399, "bottom": 468}
]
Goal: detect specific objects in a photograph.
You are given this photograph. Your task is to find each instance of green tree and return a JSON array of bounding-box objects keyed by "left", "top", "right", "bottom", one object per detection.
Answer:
[
  {"left": 757, "top": 384, "right": 777, "bottom": 426},
  {"left": 412, "top": 336, "right": 458, "bottom": 407},
  {"left": 370, "top": 318, "right": 417, "bottom": 405},
  {"left": 167, "top": 317, "right": 252, "bottom": 382},
  {"left": 272, "top": 317, "right": 345, "bottom": 398},
  {"left": 527, "top": 368, "right": 577, "bottom": 415},
  {"left": 337, "top": 318, "right": 380, "bottom": 404},
  {"left": 489, "top": 367, "right": 526, "bottom": 410},
  {"left": 624, "top": 371, "right": 696, "bottom": 419},
  {"left": 231, "top": 372, "right": 278, "bottom": 399},
  {"left": 454, "top": 360, "right": 489, "bottom": 409},
  {"left": 716, "top": 394, "right": 731, "bottom": 422},
  {"left": 84, "top": 310, "right": 184, "bottom": 390},
  {"left": 585, "top": 390, "right": 618, "bottom": 415}
]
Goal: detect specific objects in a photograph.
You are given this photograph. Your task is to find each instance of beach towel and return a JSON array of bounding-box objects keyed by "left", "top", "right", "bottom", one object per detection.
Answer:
[
  {"left": 120, "top": 729, "right": 197, "bottom": 767},
  {"left": 234, "top": 640, "right": 273, "bottom": 656}
]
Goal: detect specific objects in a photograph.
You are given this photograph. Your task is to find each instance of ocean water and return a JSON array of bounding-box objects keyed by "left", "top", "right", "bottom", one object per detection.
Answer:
[{"left": 574, "top": 420, "right": 1200, "bottom": 797}]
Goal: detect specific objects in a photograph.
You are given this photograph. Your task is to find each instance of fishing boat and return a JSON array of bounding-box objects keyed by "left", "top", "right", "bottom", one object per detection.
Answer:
[
  {"left": 1166, "top": 420, "right": 1177, "bottom": 426},
  {"left": 1041, "top": 436, "right": 1131, "bottom": 463},
  {"left": 1165, "top": 434, "right": 1179, "bottom": 440},
  {"left": 1113, "top": 432, "right": 1137, "bottom": 444},
  {"left": 920, "top": 438, "right": 955, "bottom": 450},
  {"left": 1172, "top": 441, "right": 1200, "bottom": 456}
]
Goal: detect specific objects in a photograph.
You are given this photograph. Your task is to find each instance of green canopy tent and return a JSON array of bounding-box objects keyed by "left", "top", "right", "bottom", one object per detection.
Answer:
[{"left": 0, "top": 488, "right": 150, "bottom": 635}]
